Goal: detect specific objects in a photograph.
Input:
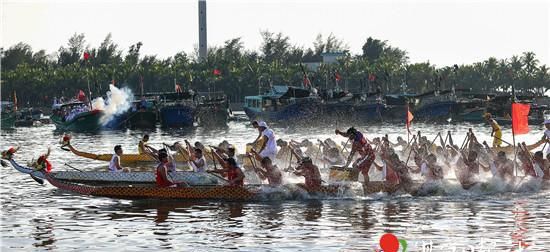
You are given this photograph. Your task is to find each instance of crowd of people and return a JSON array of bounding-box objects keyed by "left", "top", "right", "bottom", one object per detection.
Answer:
[{"left": 104, "top": 119, "right": 550, "bottom": 194}]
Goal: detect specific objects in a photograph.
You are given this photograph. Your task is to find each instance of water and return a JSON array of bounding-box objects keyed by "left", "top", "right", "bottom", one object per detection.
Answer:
[{"left": 1, "top": 122, "right": 549, "bottom": 251}]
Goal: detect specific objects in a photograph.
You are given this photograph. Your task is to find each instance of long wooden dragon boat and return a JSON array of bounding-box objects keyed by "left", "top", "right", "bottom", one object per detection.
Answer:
[
  {"left": 62, "top": 142, "right": 191, "bottom": 165},
  {"left": 6, "top": 158, "right": 226, "bottom": 186}
]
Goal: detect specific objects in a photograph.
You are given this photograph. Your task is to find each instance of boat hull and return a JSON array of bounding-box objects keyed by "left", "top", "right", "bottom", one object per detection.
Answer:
[
  {"left": 65, "top": 143, "right": 191, "bottom": 164},
  {"left": 160, "top": 105, "right": 195, "bottom": 127},
  {"left": 244, "top": 99, "right": 322, "bottom": 123},
  {"left": 1, "top": 112, "right": 16, "bottom": 129},
  {"left": 51, "top": 110, "right": 103, "bottom": 132},
  {"left": 127, "top": 111, "right": 157, "bottom": 128}
]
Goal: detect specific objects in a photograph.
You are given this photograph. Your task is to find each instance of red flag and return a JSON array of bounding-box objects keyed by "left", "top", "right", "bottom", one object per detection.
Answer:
[
  {"left": 303, "top": 75, "right": 311, "bottom": 88},
  {"left": 175, "top": 83, "right": 182, "bottom": 93},
  {"left": 406, "top": 105, "right": 414, "bottom": 132},
  {"left": 13, "top": 90, "right": 18, "bottom": 111},
  {"left": 83, "top": 52, "right": 90, "bottom": 60},
  {"left": 368, "top": 74, "right": 376, "bottom": 82},
  {"left": 77, "top": 90, "right": 86, "bottom": 101},
  {"left": 334, "top": 72, "right": 341, "bottom": 82},
  {"left": 511, "top": 103, "right": 530, "bottom": 135},
  {"left": 213, "top": 69, "right": 221, "bottom": 76}
]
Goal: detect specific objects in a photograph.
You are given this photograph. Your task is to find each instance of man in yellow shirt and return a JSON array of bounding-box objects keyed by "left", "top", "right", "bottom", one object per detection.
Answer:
[{"left": 484, "top": 113, "right": 502, "bottom": 147}]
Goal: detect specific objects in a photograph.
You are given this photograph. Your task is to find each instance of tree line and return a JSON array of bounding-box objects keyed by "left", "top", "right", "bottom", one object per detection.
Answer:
[{"left": 1, "top": 32, "right": 548, "bottom": 107}]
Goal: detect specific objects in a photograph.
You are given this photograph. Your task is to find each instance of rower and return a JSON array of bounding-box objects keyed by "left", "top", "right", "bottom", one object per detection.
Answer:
[
  {"left": 532, "top": 151, "right": 546, "bottom": 179},
  {"left": 138, "top": 135, "right": 157, "bottom": 155},
  {"left": 484, "top": 113, "right": 502, "bottom": 148},
  {"left": 293, "top": 157, "right": 322, "bottom": 191},
  {"left": 518, "top": 146, "right": 544, "bottom": 179},
  {"left": 336, "top": 127, "right": 375, "bottom": 183},
  {"left": 373, "top": 148, "right": 400, "bottom": 187},
  {"left": 190, "top": 148, "right": 207, "bottom": 173},
  {"left": 276, "top": 139, "right": 291, "bottom": 160},
  {"left": 250, "top": 150, "right": 282, "bottom": 186},
  {"left": 457, "top": 150, "right": 481, "bottom": 189},
  {"left": 489, "top": 151, "right": 514, "bottom": 181},
  {"left": 256, "top": 121, "right": 277, "bottom": 161},
  {"left": 420, "top": 154, "right": 444, "bottom": 182},
  {"left": 210, "top": 152, "right": 245, "bottom": 186},
  {"left": 109, "top": 145, "right": 130, "bottom": 172},
  {"left": 156, "top": 152, "right": 176, "bottom": 187}
]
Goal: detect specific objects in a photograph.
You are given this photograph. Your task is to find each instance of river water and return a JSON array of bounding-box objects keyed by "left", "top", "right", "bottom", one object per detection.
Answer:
[{"left": 1, "top": 122, "right": 549, "bottom": 251}]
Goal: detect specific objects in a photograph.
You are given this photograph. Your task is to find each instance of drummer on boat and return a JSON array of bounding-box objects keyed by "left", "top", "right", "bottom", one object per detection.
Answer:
[{"left": 109, "top": 145, "right": 130, "bottom": 172}]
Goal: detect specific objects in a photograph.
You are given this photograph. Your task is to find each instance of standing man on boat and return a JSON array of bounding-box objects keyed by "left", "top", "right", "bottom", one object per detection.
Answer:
[
  {"left": 257, "top": 121, "right": 277, "bottom": 161},
  {"left": 335, "top": 127, "right": 375, "bottom": 183},
  {"left": 484, "top": 113, "right": 502, "bottom": 147},
  {"left": 544, "top": 119, "right": 550, "bottom": 154},
  {"left": 109, "top": 145, "right": 130, "bottom": 172}
]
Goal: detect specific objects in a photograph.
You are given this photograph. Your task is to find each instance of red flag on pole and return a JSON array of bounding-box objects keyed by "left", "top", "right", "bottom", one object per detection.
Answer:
[
  {"left": 334, "top": 72, "right": 341, "bottom": 82},
  {"left": 83, "top": 52, "right": 90, "bottom": 60},
  {"left": 406, "top": 105, "right": 414, "bottom": 132},
  {"left": 511, "top": 103, "right": 530, "bottom": 135},
  {"left": 175, "top": 83, "right": 183, "bottom": 93},
  {"left": 368, "top": 74, "right": 376, "bottom": 82},
  {"left": 213, "top": 69, "right": 221, "bottom": 76},
  {"left": 13, "top": 90, "right": 18, "bottom": 111},
  {"left": 77, "top": 90, "right": 86, "bottom": 102}
]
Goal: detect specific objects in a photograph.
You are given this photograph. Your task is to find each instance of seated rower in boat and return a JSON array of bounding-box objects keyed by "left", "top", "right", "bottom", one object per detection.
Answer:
[
  {"left": 209, "top": 152, "right": 245, "bottom": 186},
  {"left": 336, "top": 127, "right": 376, "bottom": 184},
  {"left": 138, "top": 134, "right": 157, "bottom": 155},
  {"left": 489, "top": 151, "right": 515, "bottom": 182},
  {"left": 178, "top": 140, "right": 207, "bottom": 173},
  {"left": 318, "top": 139, "right": 345, "bottom": 167},
  {"left": 156, "top": 152, "right": 177, "bottom": 187},
  {"left": 275, "top": 139, "right": 292, "bottom": 160},
  {"left": 293, "top": 157, "right": 322, "bottom": 191},
  {"left": 109, "top": 145, "right": 130, "bottom": 173},
  {"left": 518, "top": 144, "right": 544, "bottom": 180},
  {"left": 544, "top": 152, "right": 550, "bottom": 180},
  {"left": 249, "top": 150, "right": 282, "bottom": 186},
  {"left": 455, "top": 150, "right": 482, "bottom": 190}
]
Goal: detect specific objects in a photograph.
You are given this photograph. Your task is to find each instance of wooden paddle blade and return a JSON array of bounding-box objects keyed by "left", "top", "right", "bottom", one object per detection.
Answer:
[
  {"left": 30, "top": 174, "right": 44, "bottom": 185},
  {"left": 0, "top": 160, "right": 8, "bottom": 167}
]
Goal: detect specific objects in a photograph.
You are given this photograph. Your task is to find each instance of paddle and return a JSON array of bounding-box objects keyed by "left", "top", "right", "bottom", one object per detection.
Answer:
[{"left": 64, "top": 163, "right": 84, "bottom": 172}]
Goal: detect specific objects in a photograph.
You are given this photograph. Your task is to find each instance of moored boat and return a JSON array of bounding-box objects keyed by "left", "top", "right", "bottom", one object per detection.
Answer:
[
  {"left": 1, "top": 101, "right": 16, "bottom": 129},
  {"left": 127, "top": 99, "right": 158, "bottom": 128},
  {"left": 195, "top": 92, "right": 230, "bottom": 126},
  {"left": 50, "top": 102, "right": 103, "bottom": 132},
  {"left": 158, "top": 92, "right": 197, "bottom": 128},
  {"left": 244, "top": 85, "right": 322, "bottom": 124}
]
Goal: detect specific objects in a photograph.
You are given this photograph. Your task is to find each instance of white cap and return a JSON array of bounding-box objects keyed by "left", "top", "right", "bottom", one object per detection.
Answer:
[
  {"left": 258, "top": 121, "right": 268, "bottom": 128},
  {"left": 545, "top": 119, "right": 550, "bottom": 124}
]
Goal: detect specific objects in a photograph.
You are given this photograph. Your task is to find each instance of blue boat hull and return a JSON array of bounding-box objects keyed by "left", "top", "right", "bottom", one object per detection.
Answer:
[
  {"left": 244, "top": 100, "right": 321, "bottom": 123},
  {"left": 414, "top": 101, "right": 458, "bottom": 121},
  {"left": 160, "top": 105, "right": 195, "bottom": 127}
]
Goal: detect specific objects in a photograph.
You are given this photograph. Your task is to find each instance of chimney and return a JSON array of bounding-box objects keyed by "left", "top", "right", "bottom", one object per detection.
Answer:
[{"left": 198, "top": 0, "right": 207, "bottom": 61}]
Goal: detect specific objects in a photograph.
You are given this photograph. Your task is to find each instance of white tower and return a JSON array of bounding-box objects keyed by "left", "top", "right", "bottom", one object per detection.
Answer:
[{"left": 198, "top": 0, "right": 207, "bottom": 61}]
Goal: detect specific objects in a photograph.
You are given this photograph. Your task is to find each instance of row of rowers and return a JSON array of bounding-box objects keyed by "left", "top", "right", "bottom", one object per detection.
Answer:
[{"left": 107, "top": 121, "right": 550, "bottom": 191}]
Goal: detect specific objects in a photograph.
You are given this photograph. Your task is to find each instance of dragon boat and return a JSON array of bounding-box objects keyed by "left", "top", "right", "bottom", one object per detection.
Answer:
[{"left": 62, "top": 142, "right": 191, "bottom": 165}]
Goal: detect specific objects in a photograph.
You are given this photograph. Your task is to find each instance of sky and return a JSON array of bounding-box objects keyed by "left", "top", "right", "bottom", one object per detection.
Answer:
[{"left": 1, "top": 0, "right": 549, "bottom": 67}]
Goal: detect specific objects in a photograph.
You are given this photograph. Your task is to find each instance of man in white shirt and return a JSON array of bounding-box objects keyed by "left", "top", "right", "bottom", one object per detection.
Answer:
[{"left": 257, "top": 121, "right": 277, "bottom": 161}]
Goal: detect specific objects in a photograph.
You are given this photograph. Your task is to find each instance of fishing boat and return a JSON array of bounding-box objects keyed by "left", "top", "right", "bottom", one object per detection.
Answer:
[
  {"left": 412, "top": 88, "right": 488, "bottom": 122},
  {"left": 243, "top": 85, "right": 322, "bottom": 123},
  {"left": 195, "top": 92, "right": 230, "bottom": 126},
  {"left": 50, "top": 102, "right": 104, "bottom": 132},
  {"left": 158, "top": 92, "right": 197, "bottom": 128},
  {"left": 1, "top": 101, "right": 16, "bottom": 129},
  {"left": 126, "top": 99, "right": 158, "bottom": 128},
  {"left": 62, "top": 141, "right": 191, "bottom": 165}
]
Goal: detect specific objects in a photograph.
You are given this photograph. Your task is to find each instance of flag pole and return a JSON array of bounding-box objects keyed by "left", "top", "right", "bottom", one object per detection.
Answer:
[{"left": 511, "top": 84, "right": 517, "bottom": 177}]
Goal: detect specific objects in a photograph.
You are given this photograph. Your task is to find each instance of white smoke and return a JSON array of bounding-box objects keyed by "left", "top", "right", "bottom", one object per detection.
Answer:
[{"left": 92, "top": 84, "right": 133, "bottom": 125}]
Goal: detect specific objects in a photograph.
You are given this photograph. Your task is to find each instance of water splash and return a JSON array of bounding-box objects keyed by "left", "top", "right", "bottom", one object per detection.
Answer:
[{"left": 91, "top": 85, "right": 133, "bottom": 126}]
